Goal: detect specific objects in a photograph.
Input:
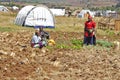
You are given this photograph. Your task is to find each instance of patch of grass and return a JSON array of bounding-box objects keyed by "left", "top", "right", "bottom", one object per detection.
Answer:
[
  {"left": 54, "top": 39, "right": 113, "bottom": 49},
  {"left": 71, "top": 39, "right": 83, "bottom": 46},
  {"left": 96, "top": 40, "right": 114, "bottom": 48},
  {"left": 49, "top": 39, "right": 83, "bottom": 49},
  {"left": 55, "top": 16, "right": 85, "bottom": 32},
  {"left": 71, "top": 39, "right": 83, "bottom": 49},
  {"left": 56, "top": 44, "right": 70, "bottom": 49},
  {"left": 105, "top": 30, "right": 115, "bottom": 36},
  {"left": 0, "top": 27, "right": 13, "bottom": 32}
]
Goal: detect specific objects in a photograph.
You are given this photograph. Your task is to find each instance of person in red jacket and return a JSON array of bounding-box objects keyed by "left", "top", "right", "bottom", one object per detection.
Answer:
[{"left": 83, "top": 16, "right": 96, "bottom": 45}]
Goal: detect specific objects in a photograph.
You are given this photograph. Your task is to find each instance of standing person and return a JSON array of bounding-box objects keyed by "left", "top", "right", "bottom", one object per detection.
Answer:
[
  {"left": 39, "top": 26, "right": 50, "bottom": 40},
  {"left": 83, "top": 16, "right": 96, "bottom": 45}
]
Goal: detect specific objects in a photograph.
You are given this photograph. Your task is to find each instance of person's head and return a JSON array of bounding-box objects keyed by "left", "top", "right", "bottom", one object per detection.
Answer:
[
  {"left": 35, "top": 28, "right": 39, "bottom": 36},
  {"left": 87, "top": 12, "right": 90, "bottom": 15},
  {"left": 39, "top": 26, "right": 43, "bottom": 32},
  {"left": 88, "top": 16, "right": 92, "bottom": 21}
]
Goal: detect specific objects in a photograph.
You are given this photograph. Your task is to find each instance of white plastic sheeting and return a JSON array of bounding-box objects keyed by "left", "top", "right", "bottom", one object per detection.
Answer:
[
  {"left": 12, "top": 6, "right": 19, "bottom": 10},
  {"left": 50, "top": 9, "right": 65, "bottom": 16},
  {"left": 0, "top": 5, "right": 9, "bottom": 12},
  {"left": 15, "top": 5, "right": 55, "bottom": 28},
  {"left": 77, "top": 10, "right": 94, "bottom": 18}
]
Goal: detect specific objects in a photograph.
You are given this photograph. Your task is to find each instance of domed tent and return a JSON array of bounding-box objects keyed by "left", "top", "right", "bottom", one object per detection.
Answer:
[{"left": 15, "top": 5, "right": 55, "bottom": 28}]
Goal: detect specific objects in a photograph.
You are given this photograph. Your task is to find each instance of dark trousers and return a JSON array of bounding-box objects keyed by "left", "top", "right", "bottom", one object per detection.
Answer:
[{"left": 83, "top": 35, "right": 96, "bottom": 45}]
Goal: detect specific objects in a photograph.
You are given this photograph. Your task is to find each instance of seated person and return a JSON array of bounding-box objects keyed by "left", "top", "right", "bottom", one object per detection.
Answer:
[
  {"left": 31, "top": 28, "right": 43, "bottom": 48},
  {"left": 39, "top": 26, "right": 50, "bottom": 46},
  {"left": 39, "top": 26, "right": 50, "bottom": 40}
]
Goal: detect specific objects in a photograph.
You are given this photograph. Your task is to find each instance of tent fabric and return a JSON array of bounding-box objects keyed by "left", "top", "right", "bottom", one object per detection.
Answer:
[
  {"left": 12, "top": 6, "right": 19, "bottom": 10},
  {"left": 15, "top": 5, "right": 55, "bottom": 28},
  {"left": 15, "top": 5, "right": 35, "bottom": 26},
  {"left": 50, "top": 9, "right": 65, "bottom": 16},
  {"left": 0, "top": 5, "right": 9, "bottom": 12},
  {"left": 78, "top": 10, "right": 94, "bottom": 18}
]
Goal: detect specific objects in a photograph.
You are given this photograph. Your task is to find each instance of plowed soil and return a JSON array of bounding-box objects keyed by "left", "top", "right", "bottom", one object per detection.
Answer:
[{"left": 0, "top": 31, "right": 120, "bottom": 80}]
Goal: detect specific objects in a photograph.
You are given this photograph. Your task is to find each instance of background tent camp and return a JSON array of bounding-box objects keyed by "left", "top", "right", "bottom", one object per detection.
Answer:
[
  {"left": 0, "top": 5, "right": 9, "bottom": 12},
  {"left": 77, "top": 9, "right": 95, "bottom": 18},
  {"left": 15, "top": 5, "right": 55, "bottom": 28},
  {"left": 50, "top": 8, "right": 65, "bottom": 16},
  {"left": 12, "top": 6, "right": 19, "bottom": 11}
]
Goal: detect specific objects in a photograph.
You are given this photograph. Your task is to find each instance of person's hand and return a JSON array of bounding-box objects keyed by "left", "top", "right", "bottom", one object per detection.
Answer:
[{"left": 93, "top": 31, "right": 95, "bottom": 35}]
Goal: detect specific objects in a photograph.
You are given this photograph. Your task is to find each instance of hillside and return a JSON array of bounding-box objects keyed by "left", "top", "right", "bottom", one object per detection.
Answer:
[{"left": 1, "top": 0, "right": 120, "bottom": 7}]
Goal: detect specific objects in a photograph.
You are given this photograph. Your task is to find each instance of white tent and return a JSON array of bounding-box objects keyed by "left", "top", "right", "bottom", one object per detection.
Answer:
[
  {"left": 77, "top": 9, "right": 94, "bottom": 18},
  {"left": 12, "top": 6, "right": 19, "bottom": 10},
  {"left": 15, "top": 5, "right": 55, "bottom": 28},
  {"left": 104, "top": 10, "right": 117, "bottom": 17},
  {"left": 50, "top": 8, "right": 65, "bottom": 16},
  {"left": 0, "top": 5, "right": 9, "bottom": 12}
]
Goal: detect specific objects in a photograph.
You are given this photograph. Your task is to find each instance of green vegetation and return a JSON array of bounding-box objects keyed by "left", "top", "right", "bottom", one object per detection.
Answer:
[
  {"left": 0, "top": 27, "right": 13, "bottom": 32},
  {"left": 96, "top": 40, "right": 114, "bottom": 48},
  {"left": 55, "top": 44, "right": 70, "bottom": 49},
  {"left": 50, "top": 39, "right": 114, "bottom": 50},
  {"left": 105, "top": 30, "right": 115, "bottom": 36},
  {"left": 71, "top": 39, "right": 83, "bottom": 49},
  {"left": 71, "top": 39, "right": 83, "bottom": 46},
  {"left": 51, "top": 39, "right": 83, "bottom": 49}
]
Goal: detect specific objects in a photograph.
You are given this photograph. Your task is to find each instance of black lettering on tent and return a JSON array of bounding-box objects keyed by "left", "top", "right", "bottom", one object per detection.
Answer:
[
  {"left": 36, "top": 18, "right": 46, "bottom": 21},
  {"left": 22, "top": 7, "right": 36, "bottom": 26}
]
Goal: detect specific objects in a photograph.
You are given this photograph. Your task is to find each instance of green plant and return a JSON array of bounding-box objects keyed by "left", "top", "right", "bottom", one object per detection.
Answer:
[
  {"left": 71, "top": 39, "right": 83, "bottom": 49},
  {"left": 56, "top": 44, "right": 70, "bottom": 49},
  {"left": 71, "top": 39, "right": 83, "bottom": 46},
  {"left": 96, "top": 40, "right": 113, "bottom": 48}
]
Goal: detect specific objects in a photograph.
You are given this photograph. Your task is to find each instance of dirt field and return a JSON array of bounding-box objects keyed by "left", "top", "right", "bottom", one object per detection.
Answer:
[
  {"left": 0, "top": 30, "right": 120, "bottom": 80},
  {"left": 0, "top": 12, "right": 120, "bottom": 80}
]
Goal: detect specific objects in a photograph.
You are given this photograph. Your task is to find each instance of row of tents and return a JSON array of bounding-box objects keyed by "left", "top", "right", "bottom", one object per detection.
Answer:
[
  {"left": 0, "top": 5, "right": 95, "bottom": 18},
  {"left": 1, "top": 5, "right": 117, "bottom": 18},
  {"left": 1, "top": 5, "right": 118, "bottom": 28},
  {"left": 0, "top": 5, "right": 9, "bottom": 12},
  {"left": 14, "top": 5, "right": 96, "bottom": 28},
  {"left": 0, "top": 5, "right": 65, "bottom": 28},
  {"left": 0, "top": 5, "right": 65, "bottom": 16},
  {"left": 0, "top": 5, "right": 19, "bottom": 11}
]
